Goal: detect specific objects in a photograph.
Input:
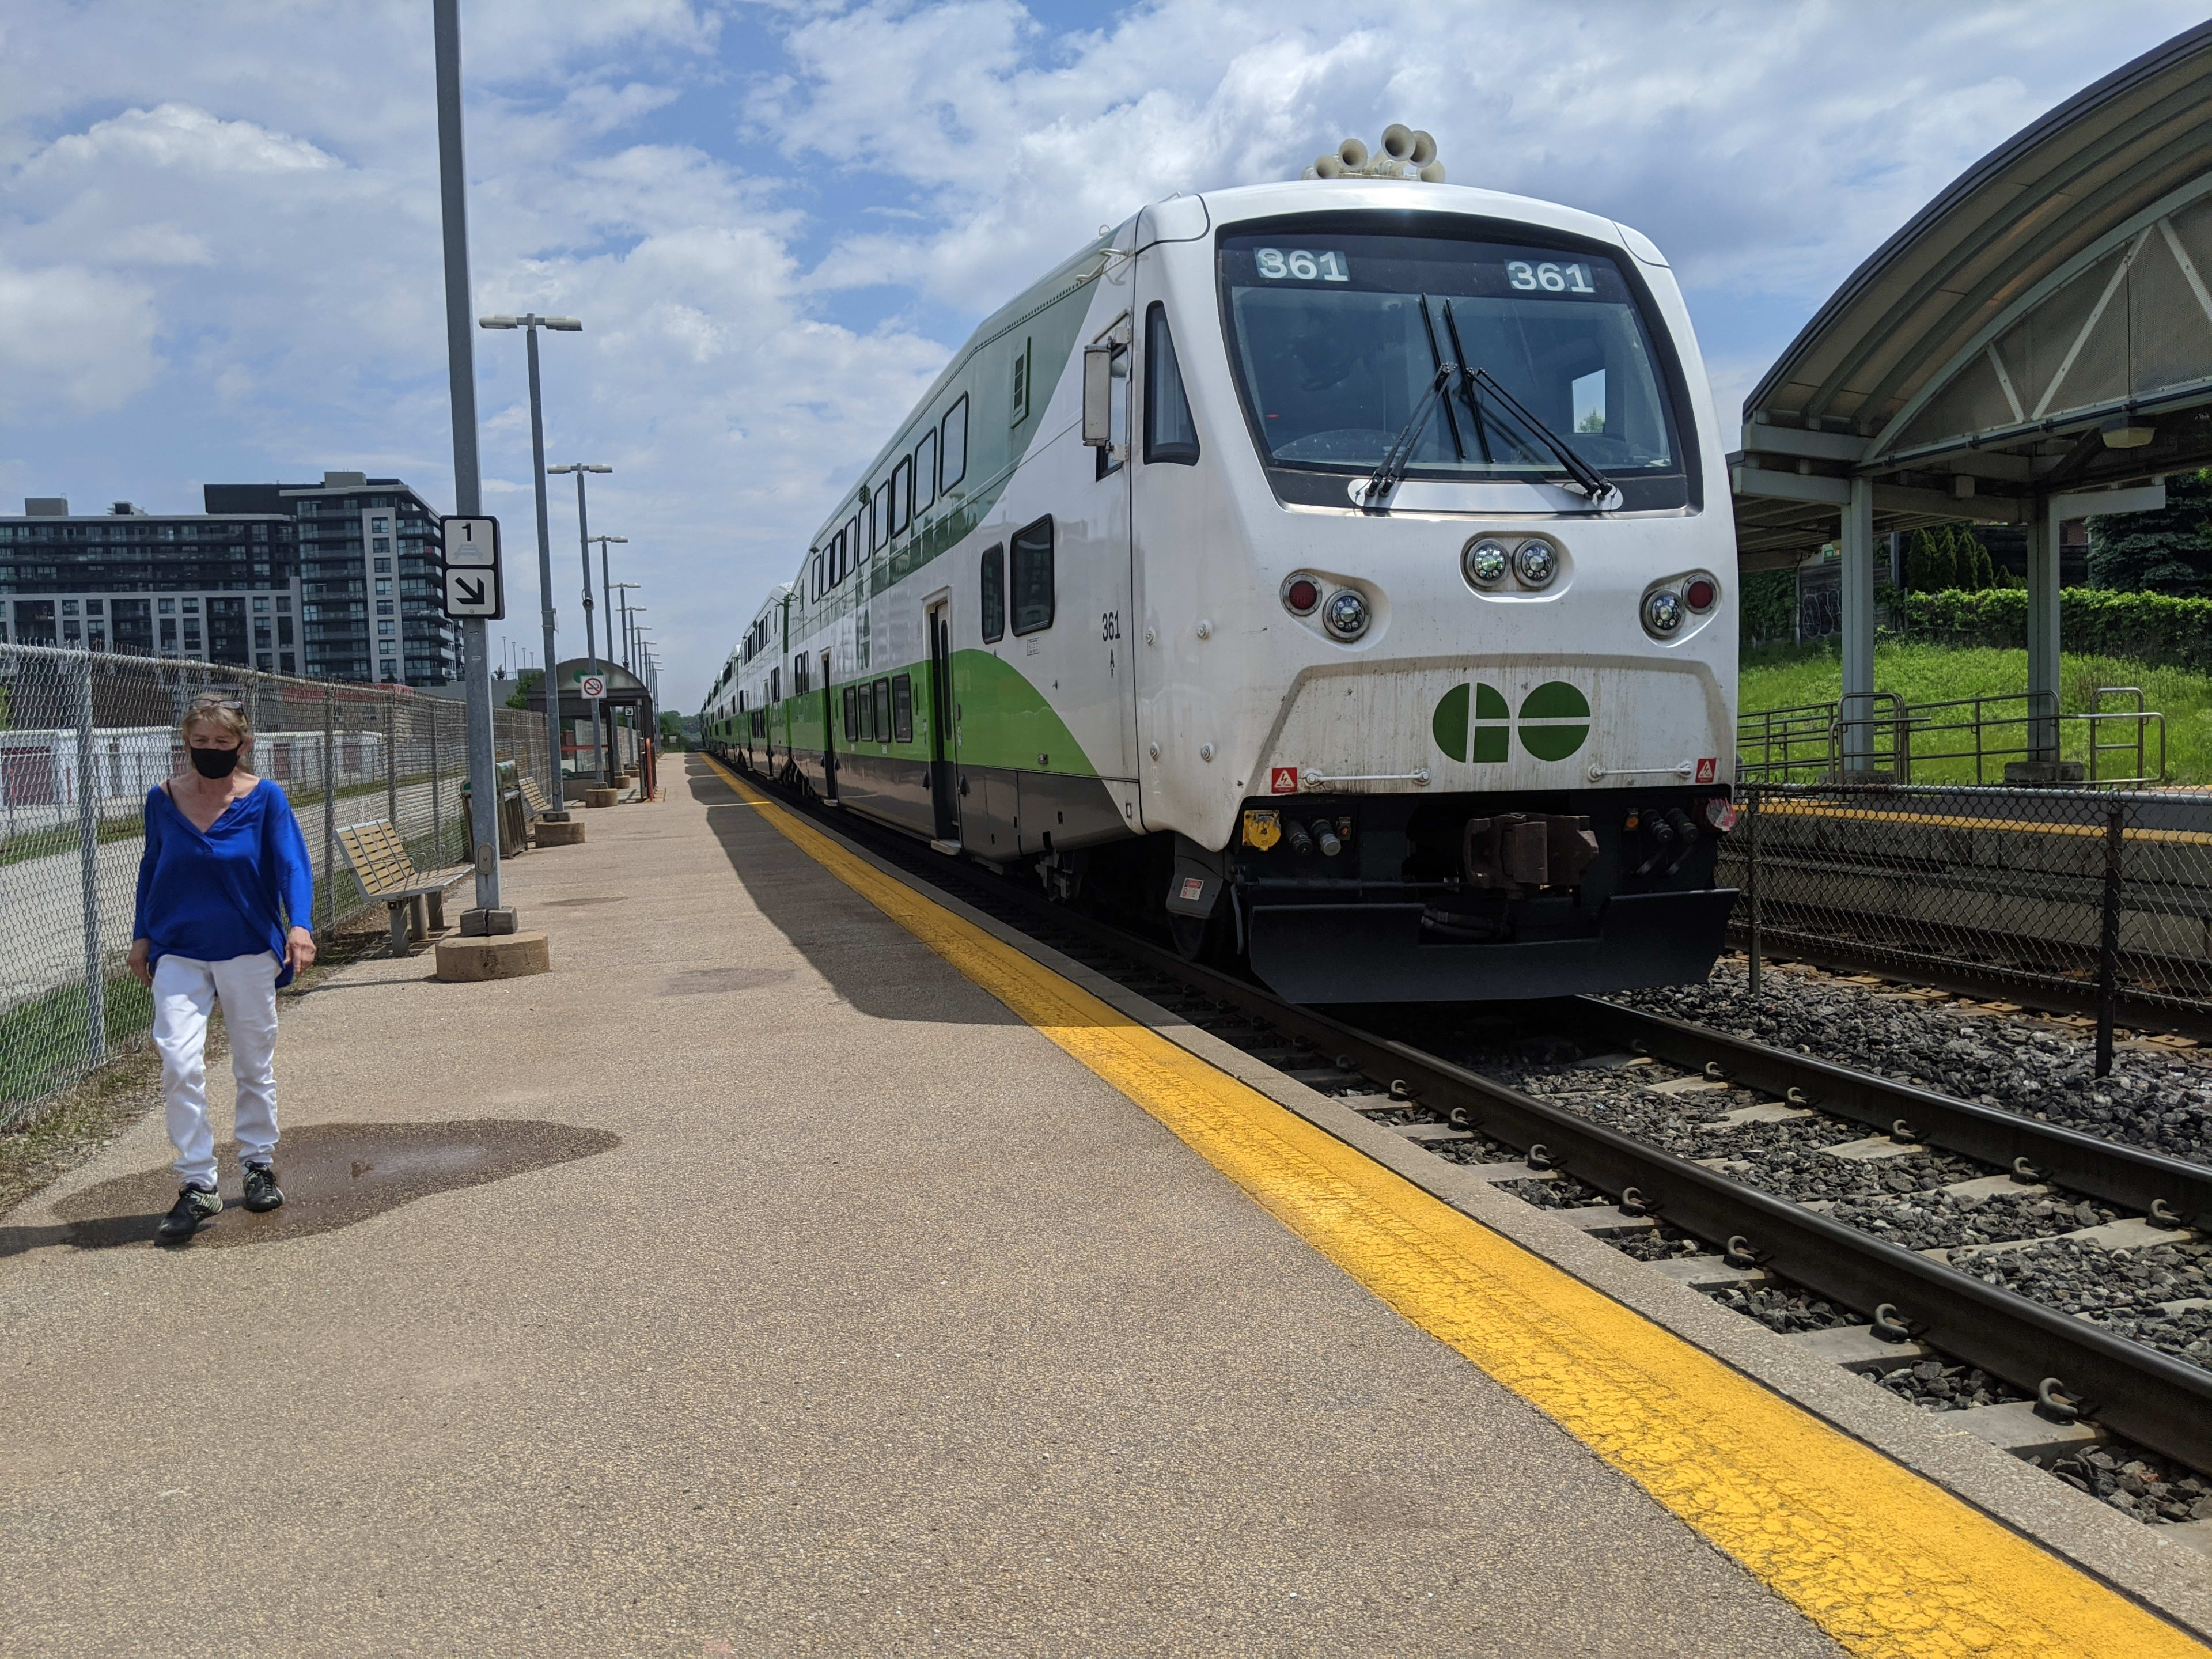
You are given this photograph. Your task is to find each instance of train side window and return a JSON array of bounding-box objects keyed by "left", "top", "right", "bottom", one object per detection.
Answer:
[
  {"left": 1145, "top": 302, "right": 1200, "bottom": 464},
  {"left": 813, "top": 550, "right": 825, "bottom": 598},
  {"left": 843, "top": 684, "right": 858, "bottom": 743},
  {"left": 873, "top": 678, "right": 892, "bottom": 743},
  {"left": 980, "top": 543, "right": 1005, "bottom": 643},
  {"left": 914, "top": 430, "right": 937, "bottom": 515},
  {"left": 844, "top": 515, "right": 861, "bottom": 580},
  {"left": 870, "top": 484, "right": 887, "bottom": 552},
  {"left": 1010, "top": 515, "right": 1054, "bottom": 635},
  {"left": 771, "top": 667, "right": 781, "bottom": 702},
  {"left": 940, "top": 395, "right": 968, "bottom": 491},
  {"left": 889, "top": 457, "right": 912, "bottom": 537},
  {"left": 892, "top": 673, "right": 914, "bottom": 743}
]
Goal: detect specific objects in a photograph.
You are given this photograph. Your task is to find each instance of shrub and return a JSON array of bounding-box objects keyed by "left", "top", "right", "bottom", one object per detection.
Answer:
[
  {"left": 1904, "top": 586, "right": 2212, "bottom": 670},
  {"left": 1739, "top": 567, "right": 1796, "bottom": 646}
]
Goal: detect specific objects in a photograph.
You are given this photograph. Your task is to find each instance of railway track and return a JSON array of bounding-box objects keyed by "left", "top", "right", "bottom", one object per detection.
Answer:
[{"left": 729, "top": 763, "right": 2212, "bottom": 1517}]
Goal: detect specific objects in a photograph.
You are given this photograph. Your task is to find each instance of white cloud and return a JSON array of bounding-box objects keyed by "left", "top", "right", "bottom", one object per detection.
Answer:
[{"left": 0, "top": 262, "right": 160, "bottom": 414}]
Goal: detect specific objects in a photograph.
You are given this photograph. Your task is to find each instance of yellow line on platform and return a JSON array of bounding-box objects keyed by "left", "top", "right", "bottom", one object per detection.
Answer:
[{"left": 703, "top": 757, "right": 2204, "bottom": 1659}]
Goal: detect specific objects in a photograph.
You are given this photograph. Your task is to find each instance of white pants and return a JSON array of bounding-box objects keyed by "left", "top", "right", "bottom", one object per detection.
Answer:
[{"left": 152, "top": 952, "right": 281, "bottom": 1190}]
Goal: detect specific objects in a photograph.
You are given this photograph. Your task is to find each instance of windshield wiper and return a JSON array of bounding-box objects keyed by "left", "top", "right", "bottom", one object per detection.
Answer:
[
  {"left": 1359, "top": 357, "right": 1465, "bottom": 515},
  {"left": 1466, "top": 366, "right": 1619, "bottom": 506},
  {"left": 1444, "top": 299, "right": 1619, "bottom": 506}
]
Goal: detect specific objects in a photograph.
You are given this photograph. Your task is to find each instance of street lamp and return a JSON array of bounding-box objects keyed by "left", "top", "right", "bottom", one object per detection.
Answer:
[
  {"left": 611, "top": 583, "right": 641, "bottom": 673},
  {"left": 479, "top": 313, "right": 581, "bottom": 811},
  {"left": 547, "top": 461, "right": 612, "bottom": 785},
  {"left": 586, "top": 533, "right": 627, "bottom": 683}
]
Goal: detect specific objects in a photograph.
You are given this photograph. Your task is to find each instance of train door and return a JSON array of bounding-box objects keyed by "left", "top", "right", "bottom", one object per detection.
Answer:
[
  {"left": 926, "top": 602, "right": 959, "bottom": 847},
  {"left": 820, "top": 650, "right": 838, "bottom": 801}
]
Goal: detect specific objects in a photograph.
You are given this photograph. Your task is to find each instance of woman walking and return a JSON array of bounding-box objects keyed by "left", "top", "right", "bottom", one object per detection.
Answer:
[{"left": 128, "top": 695, "right": 316, "bottom": 1243}]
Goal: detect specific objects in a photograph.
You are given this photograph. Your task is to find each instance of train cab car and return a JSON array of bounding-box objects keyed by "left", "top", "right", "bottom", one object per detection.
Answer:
[{"left": 704, "top": 131, "right": 1738, "bottom": 1005}]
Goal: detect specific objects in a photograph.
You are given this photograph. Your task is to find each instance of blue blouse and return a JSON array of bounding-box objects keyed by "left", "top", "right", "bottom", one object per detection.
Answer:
[{"left": 133, "top": 779, "right": 316, "bottom": 985}]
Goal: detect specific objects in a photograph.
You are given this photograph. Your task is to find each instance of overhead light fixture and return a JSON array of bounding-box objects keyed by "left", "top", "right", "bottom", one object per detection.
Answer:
[{"left": 2101, "top": 414, "right": 2156, "bottom": 449}]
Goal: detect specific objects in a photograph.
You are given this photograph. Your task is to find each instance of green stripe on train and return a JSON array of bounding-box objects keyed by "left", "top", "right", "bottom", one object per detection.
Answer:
[{"left": 770, "top": 648, "right": 1098, "bottom": 778}]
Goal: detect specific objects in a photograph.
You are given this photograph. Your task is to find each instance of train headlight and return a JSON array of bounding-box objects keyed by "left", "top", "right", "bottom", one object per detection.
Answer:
[
  {"left": 1643, "top": 589, "right": 1684, "bottom": 634},
  {"left": 1513, "top": 538, "right": 1558, "bottom": 588},
  {"left": 1281, "top": 573, "right": 1322, "bottom": 616},
  {"left": 1322, "top": 589, "right": 1370, "bottom": 640},
  {"left": 1463, "top": 538, "right": 1510, "bottom": 588}
]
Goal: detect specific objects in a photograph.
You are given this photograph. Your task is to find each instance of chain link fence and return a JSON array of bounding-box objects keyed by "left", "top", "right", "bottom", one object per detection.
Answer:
[
  {"left": 1725, "top": 782, "right": 2212, "bottom": 1067},
  {"left": 2, "top": 643, "right": 550, "bottom": 1124}
]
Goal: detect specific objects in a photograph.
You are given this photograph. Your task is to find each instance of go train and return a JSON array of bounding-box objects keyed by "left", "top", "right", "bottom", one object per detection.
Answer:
[{"left": 702, "top": 131, "right": 1738, "bottom": 1003}]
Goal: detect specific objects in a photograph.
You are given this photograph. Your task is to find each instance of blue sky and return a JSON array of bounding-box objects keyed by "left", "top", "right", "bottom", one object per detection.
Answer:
[{"left": 2, "top": 0, "right": 2206, "bottom": 702}]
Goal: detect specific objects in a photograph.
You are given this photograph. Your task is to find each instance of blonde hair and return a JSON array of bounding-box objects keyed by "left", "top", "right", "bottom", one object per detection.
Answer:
[{"left": 180, "top": 694, "right": 252, "bottom": 746}]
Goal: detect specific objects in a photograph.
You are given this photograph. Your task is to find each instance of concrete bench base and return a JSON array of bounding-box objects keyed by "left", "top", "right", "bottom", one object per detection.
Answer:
[
  {"left": 585, "top": 787, "right": 619, "bottom": 808},
  {"left": 535, "top": 819, "right": 586, "bottom": 846},
  {"left": 434, "top": 931, "right": 551, "bottom": 982}
]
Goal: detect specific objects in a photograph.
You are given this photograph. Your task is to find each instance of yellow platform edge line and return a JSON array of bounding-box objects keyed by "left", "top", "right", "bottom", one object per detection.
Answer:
[
  {"left": 1758, "top": 796, "right": 2212, "bottom": 846},
  {"left": 703, "top": 757, "right": 2205, "bottom": 1659}
]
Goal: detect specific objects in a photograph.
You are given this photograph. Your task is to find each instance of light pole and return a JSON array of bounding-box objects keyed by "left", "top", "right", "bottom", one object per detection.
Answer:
[
  {"left": 479, "top": 312, "right": 580, "bottom": 813},
  {"left": 547, "top": 463, "right": 611, "bottom": 784},
  {"left": 611, "top": 584, "right": 640, "bottom": 673},
  {"left": 587, "top": 533, "right": 627, "bottom": 765},
  {"left": 431, "top": 0, "right": 506, "bottom": 925}
]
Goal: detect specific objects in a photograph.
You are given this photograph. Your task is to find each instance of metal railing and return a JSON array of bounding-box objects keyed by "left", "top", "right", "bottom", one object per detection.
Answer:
[
  {"left": 1, "top": 643, "right": 548, "bottom": 1124},
  {"left": 1738, "top": 689, "right": 2167, "bottom": 787},
  {"left": 1726, "top": 781, "right": 2212, "bottom": 1067}
]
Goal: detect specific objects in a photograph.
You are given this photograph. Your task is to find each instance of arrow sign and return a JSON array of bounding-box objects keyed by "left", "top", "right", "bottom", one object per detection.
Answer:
[
  {"left": 439, "top": 513, "right": 505, "bottom": 620},
  {"left": 443, "top": 565, "right": 503, "bottom": 619}
]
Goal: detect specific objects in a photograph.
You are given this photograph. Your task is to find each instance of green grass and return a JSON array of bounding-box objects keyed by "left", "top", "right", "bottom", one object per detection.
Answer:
[
  {"left": 1741, "top": 641, "right": 2212, "bottom": 784},
  {"left": 0, "top": 971, "right": 154, "bottom": 1119}
]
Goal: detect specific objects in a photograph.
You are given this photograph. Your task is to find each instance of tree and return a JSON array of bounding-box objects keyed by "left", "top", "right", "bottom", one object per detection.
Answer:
[
  {"left": 2086, "top": 468, "right": 2212, "bottom": 596},
  {"left": 506, "top": 668, "right": 541, "bottom": 712},
  {"left": 1906, "top": 527, "right": 1957, "bottom": 591},
  {"left": 1955, "top": 526, "right": 1993, "bottom": 590}
]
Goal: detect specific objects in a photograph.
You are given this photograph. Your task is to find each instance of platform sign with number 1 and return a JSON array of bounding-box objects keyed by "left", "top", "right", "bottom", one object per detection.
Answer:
[{"left": 440, "top": 514, "right": 504, "bottom": 620}]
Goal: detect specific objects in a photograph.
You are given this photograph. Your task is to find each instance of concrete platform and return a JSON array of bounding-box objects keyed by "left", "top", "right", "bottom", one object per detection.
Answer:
[{"left": 0, "top": 757, "right": 1949, "bottom": 1656}]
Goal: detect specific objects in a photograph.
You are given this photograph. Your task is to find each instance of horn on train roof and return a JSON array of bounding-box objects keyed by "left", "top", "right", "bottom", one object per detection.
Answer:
[{"left": 1299, "top": 126, "right": 1444, "bottom": 183}]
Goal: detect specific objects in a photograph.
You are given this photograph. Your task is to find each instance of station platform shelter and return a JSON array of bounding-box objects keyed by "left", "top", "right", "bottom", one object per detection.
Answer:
[
  {"left": 1732, "top": 21, "right": 2212, "bottom": 774},
  {"left": 526, "top": 656, "right": 657, "bottom": 787}
]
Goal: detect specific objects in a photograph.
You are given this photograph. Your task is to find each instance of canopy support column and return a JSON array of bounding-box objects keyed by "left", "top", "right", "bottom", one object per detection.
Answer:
[
  {"left": 1839, "top": 475, "right": 1878, "bottom": 774},
  {"left": 2026, "top": 497, "right": 2062, "bottom": 763}
]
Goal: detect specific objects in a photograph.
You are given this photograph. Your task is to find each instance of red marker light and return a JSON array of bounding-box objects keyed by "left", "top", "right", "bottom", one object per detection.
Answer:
[
  {"left": 1285, "top": 578, "right": 1320, "bottom": 614},
  {"left": 1685, "top": 578, "right": 1716, "bottom": 611}
]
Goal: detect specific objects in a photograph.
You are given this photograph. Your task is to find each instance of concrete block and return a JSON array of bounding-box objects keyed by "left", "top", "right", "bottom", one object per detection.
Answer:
[
  {"left": 585, "top": 787, "right": 619, "bottom": 809},
  {"left": 1952, "top": 1399, "right": 2104, "bottom": 1459},
  {"left": 434, "top": 930, "right": 551, "bottom": 982},
  {"left": 1791, "top": 1325, "right": 1938, "bottom": 1372},
  {"left": 535, "top": 819, "right": 586, "bottom": 847}
]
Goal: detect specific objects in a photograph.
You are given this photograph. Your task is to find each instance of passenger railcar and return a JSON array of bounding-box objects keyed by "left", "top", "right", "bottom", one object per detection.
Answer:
[{"left": 703, "top": 137, "right": 1739, "bottom": 1003}]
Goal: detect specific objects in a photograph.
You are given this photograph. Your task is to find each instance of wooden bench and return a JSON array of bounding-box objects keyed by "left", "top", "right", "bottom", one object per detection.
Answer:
[
  {"left": 518, "top": 774, "right": 552, "bottom": 816},
  {"left": 336, "top": 820, "right": 471, "bottom": 953}
]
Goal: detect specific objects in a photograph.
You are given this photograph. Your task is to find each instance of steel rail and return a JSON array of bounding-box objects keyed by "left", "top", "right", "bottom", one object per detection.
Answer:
[
  {"left": 722, "top": 760, "right": 2212, "bottom": 1474},
  {"left": 1566, "top": 998, "right": 2212, "bottom": 1224}
]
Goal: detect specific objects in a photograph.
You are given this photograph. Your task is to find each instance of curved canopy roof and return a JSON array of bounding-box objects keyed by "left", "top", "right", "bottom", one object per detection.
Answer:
[{"left": 1734, "top": 22, "right": 2212, "bottom": 563}]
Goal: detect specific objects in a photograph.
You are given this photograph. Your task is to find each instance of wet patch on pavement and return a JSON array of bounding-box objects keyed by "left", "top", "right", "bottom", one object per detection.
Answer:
[
  {"left": 0, "top": 1119, "right": 618, "bottom": 1256},
  {"left": 655, "top": 965, "right": 795, "bottom": 997},
  {"left": 540, "top": 895, "right": 628, "bottom": 908}
]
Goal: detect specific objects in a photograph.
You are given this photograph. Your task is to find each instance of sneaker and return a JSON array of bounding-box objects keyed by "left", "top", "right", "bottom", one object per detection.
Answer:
[
  {"left": 155, "top": 1185, "right": 223, "bottom": 1243},
  {"left": 241, "top": 1163, "right": 284, "bottom": 1214}
]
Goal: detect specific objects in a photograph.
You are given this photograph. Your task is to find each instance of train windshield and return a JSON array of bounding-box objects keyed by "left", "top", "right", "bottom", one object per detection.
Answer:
[{"left": 1219, "top": 226, "right": 1679, "bottom": 483}]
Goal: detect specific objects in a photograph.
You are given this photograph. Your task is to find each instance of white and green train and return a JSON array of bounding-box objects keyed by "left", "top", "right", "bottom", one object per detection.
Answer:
[{"left": 702, "top": 151, "right": 1739, "bottom": 1002}]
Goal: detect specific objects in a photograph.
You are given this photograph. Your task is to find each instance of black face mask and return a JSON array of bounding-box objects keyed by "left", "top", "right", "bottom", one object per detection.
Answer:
[{"left": 189, "top": 745, "right": 242, "bottom": 779}]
